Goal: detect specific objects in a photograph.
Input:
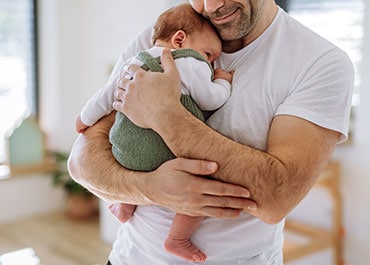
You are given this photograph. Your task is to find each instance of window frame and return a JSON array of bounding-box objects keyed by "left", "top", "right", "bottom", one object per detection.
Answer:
[
  {"left": 0, "top": 0, "right": 40, "bottom": 177},
  {"left": 32, "top": 0, "right": 39, "bottom": 118}
]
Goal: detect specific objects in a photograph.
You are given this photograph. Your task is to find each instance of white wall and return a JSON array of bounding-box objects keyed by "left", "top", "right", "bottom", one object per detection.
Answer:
[
  {"left": 35, "top": 0, "right": 370, "bottom": 264},
  {"left": 39, "top": 0, "right": 172, "bottom": 152},
  {"left": 0, "top": 173, "right": 65, "bottom": 224}
]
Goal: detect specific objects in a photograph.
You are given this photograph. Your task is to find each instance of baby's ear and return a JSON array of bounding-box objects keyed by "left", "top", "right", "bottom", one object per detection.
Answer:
[{"left": 171, "top": 30, "right": 187, "bottom": 48}]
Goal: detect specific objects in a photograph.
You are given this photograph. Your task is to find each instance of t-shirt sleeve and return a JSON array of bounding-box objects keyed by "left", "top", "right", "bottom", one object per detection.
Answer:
[{"left": 276, "top": 48, "right": 354, "bottom": 143}]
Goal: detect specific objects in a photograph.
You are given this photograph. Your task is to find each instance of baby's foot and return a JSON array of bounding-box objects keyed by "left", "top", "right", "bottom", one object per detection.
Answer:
[
  {"left": 109, "top": 203, "right": 136, "bottom": 223},
  {"left": 164, "top": 237, "right": 207, "bottom": 263}
]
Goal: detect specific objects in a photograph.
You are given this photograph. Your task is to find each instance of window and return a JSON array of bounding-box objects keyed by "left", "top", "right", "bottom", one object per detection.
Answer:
[
  {"left": 0, "top": 0, "right": 37, "bottom": 177},
  {"left": 288, "top": 0, "right": 364, "bottom": 107}
]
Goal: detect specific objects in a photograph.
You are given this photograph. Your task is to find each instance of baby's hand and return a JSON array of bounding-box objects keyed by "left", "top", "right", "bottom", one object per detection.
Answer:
[
  {"left": 75, "top": 114, "right": 89, "bottom": 133},
  {"left": 214, "top": 68, "right": 233, "bottom": 83}
]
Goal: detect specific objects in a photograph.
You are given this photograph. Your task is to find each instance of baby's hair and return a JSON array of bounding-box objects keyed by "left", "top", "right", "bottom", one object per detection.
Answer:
[{"left": 152, "top": 3, "right": 217, "bottom": 45}]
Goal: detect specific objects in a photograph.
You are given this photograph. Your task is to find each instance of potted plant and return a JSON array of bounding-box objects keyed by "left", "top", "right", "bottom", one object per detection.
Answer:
[{"left": 51, "top": 151, "right": 99, "bottom": 219}]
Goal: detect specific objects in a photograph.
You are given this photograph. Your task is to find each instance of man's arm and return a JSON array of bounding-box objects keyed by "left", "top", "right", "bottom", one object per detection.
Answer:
[
  {"left": 67, "top": 112, "right": 256, "bottom": 218},
  {"left": 156, "top": 108, "right": 339, "bottom": 224},
  {"left": 68, "top": 112, "right": 149, "bottom": 204},
  {"left": 116, "top": 49, "right": 340, "bottom": 224}
]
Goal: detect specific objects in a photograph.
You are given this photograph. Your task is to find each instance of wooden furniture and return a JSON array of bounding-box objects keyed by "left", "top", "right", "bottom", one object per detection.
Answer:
[{"left": 283, "top": 161, "right": 344, "bottom": 265}]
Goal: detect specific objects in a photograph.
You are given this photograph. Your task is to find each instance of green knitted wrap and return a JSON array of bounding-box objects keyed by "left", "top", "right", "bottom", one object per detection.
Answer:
[{"left": 109, "top": 49, "right": 208, "bottom": 171}]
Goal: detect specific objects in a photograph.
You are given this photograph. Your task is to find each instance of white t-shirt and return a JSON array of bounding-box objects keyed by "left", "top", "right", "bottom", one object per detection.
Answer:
[
  {"left": 107, "top": 8, "right": 353, "bottom": 265},
  {"left": 80, "top": 46, "right": 231, "bottom": 127}
]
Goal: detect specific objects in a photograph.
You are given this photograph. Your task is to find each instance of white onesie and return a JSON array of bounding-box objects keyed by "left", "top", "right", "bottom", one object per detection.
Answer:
[{"left": 80, "top": 46, "right": 231, "bottom": 127}]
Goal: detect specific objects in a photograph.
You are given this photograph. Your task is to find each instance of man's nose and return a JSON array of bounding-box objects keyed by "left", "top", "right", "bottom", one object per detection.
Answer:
[{"left": 204, "top": 0, "right": 225, "bottom": 13}]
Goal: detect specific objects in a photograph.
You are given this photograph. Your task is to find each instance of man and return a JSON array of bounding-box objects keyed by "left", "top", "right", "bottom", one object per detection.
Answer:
[{"left": 68, "top": 0, "right": 353, "bottom": 264}]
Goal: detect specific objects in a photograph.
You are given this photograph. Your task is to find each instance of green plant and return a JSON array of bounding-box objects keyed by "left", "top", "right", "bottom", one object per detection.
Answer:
[{"left": 51, "top": 151, "right": 92, "bottom": 197}]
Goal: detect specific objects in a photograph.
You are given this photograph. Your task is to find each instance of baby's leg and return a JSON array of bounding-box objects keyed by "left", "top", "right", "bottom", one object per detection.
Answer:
[
  {"left": 164, "top": 214, "right": 206, "bottom": 262},
  {"left": 109, "top": 203, "right": 137, "bottom": 223}
]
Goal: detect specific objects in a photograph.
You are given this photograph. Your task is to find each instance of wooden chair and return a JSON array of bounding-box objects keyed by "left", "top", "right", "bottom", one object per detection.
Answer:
[{"left": 283, "top": 161, "right": 344, "bottom": 265}]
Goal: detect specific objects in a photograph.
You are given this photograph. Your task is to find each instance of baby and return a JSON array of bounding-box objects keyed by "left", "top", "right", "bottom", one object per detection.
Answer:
[{"left": 75, "top": 3, "right": 233, "bottom": 263}]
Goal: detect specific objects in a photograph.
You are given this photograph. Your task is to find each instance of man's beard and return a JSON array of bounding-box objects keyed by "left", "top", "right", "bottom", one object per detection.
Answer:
[
  {"left": 204, "top": 2, "right": 260, "bottom": 41},
  {"left": 215, "top": 9, "right": 254, "bottom": 41}
]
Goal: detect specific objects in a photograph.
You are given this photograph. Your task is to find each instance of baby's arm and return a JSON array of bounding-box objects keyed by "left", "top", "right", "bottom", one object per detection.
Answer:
[
  {"left": 75, "top": 27, "right": 153, "bottom": 134},
  {"left": 187, "top": 62, "right": 233, "bottom": 111},
  {"left": 75, "top": 57, "right": 126, "bottom": 134}
]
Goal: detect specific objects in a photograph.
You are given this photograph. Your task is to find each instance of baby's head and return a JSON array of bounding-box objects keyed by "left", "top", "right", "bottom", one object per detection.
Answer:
[{"left": 152, "top": 3, "right": 222, "bottom": 63}]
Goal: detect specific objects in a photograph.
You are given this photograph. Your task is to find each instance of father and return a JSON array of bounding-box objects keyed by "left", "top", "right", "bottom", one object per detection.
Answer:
[{"left": 68, "top": 0, "right": 353, "bottom": 264}]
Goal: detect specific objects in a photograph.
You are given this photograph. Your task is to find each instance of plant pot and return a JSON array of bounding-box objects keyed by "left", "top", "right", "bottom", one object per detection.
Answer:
[{"left": 66, "top": 194, "right": 99, "bottom": 219}]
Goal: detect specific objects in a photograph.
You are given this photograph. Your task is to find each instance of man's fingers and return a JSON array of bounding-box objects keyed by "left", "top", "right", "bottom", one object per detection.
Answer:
[
  {"left": 200, "top": 207, "right": 243, "bottom": 219},
  {"left": 161, "top": 48, "right": 180, "bottom": 86},
  {"left": 202, "top": 179, "right": 251, "bottom": 198},
  {"left": 204, "top": 194, "right": 257, "bottom": 211},
  {"left": 124, "top": 64, "right": 144, "bottom": 79},
  {"left": 169, "top": 157, "right": 257, "bottom": 215},
  {"left": 173, "top": 157, "right": 218, "bottom": 176},
  {"left": 198, "top": 194, "right": 257, "bottom": 218},
  {"left": 112, "top": 100, "right": 123, "bottom": 112},
  {"left": 117, "top": 76, "right": 129, "bottom": 90},
  {"left": 114, "top": 74, "right": 132, "bottom": 111},
  {"left": 171, "top": 157, "right": 252, "bottom": 198},
  {"left": 160, "top": 48, "right": 177, "bottom": 73}
]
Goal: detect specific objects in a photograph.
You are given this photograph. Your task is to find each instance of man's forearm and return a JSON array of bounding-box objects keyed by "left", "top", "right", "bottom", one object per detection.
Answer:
[
  {"left": 153, "top": 105, "right": 338, "bottom": 224},
  {"left": 68, "top": 112, "right": 259, "bottom": 219},
  {"left": 155, "top": 108, "right": 284, "bottom": 223},
  {"left": 68, "top": 112, "right": 151, "bottom": 205}
]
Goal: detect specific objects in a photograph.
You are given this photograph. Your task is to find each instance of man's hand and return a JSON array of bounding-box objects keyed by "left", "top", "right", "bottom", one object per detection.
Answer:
[
  {"left": 113, "top": 48, "right": 182, "bottom": 129},
  {"left": 145, "top": 157, "right": 257, "bottom": 218}
]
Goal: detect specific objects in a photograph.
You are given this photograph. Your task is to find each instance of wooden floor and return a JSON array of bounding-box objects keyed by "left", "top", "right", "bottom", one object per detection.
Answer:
[{"left": 0, "top": 212, "right": 112, "bottom": 265}]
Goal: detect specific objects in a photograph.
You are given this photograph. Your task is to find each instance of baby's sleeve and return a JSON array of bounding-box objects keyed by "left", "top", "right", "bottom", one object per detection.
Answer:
[
  {"left": 187, "top": 60, "right": 231, "bottom": 111},
  {"left": 80, "top": 26, "right": 153, "bottom": 126},
  {"left": 80, "top": 59, "right": 123, "bottom": 126}
]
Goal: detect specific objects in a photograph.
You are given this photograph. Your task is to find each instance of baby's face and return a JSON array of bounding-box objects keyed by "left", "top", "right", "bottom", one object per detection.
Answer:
[{"left": 185, "top": 24, "right": 222, "bottom": 63}]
